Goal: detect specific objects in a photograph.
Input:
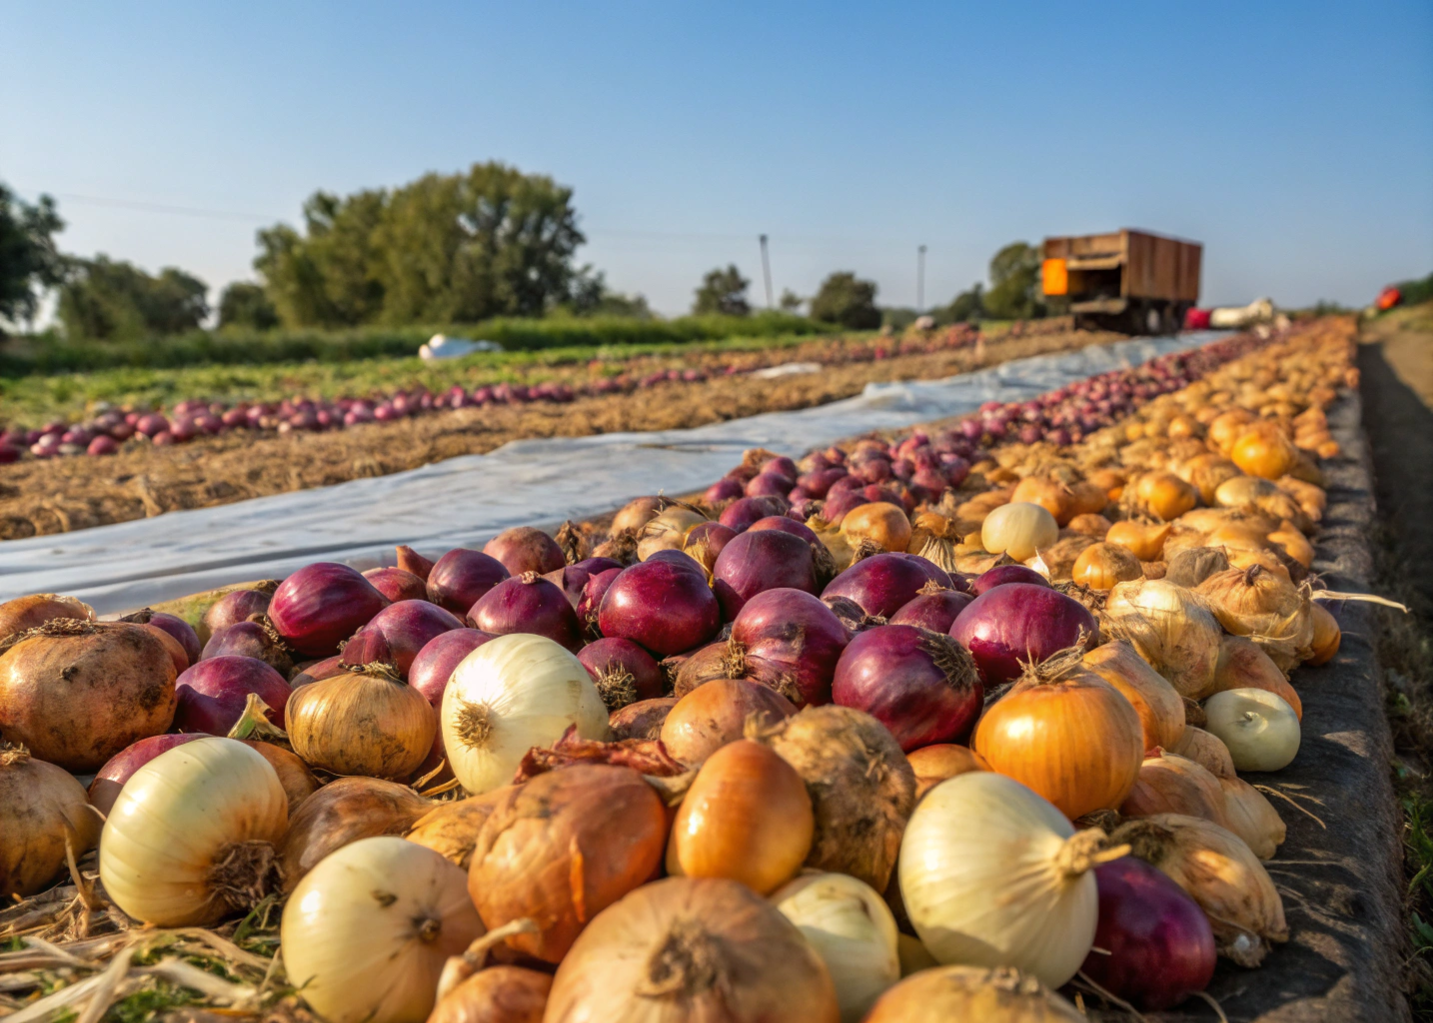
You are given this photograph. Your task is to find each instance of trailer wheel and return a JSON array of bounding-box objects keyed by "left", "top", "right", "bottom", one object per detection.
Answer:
[{"left": 1146, "top": 306, "right": 1163, "bottom": 335}]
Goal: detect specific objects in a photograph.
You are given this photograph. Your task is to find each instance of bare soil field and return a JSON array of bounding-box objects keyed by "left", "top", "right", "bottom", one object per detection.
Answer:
[{"left": 0, "top": 328, "right": 1118, "bottom": 541}]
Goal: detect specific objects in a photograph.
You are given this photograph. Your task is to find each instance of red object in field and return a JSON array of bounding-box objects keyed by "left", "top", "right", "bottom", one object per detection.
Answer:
[
  {"left": 1183, "top": 308, "right": 1212, "bottom": 330},
  {"left": 1376, "top": 286, "right": 1402, "bottom": 311}
]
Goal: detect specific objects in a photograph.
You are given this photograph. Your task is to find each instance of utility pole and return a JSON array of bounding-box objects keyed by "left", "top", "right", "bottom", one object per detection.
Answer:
[
  {"left": 917, "top": 244, "right": 927, "bottom": 313},
  {"left": 759, "top": 234, "right": 774, "bottom": 310}
]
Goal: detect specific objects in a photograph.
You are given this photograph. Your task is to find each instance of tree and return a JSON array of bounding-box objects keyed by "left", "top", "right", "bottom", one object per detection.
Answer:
[
  {"left": 57, "top": 257, "right": 208, "bottom": 341},
  {"left": 946, "top": 283, "right": 985, "bottom": 323},
  {"left": 692, "top": 265, "right": 751, "bottom": 316},
  {"left": 983, "top": 241, "right": 1044, "bottom": 320},
  {"left": 809, "top": 271, "right": 880, "bottom": 329},
  {"left": 218, "top": 282, "right": 280, "bottom": 330},
  {"left": 779, "top": 288, "right": 804, "bottom": 313},
  {"left": 0, "top": 184, "right": 65, "bottom": 333}
]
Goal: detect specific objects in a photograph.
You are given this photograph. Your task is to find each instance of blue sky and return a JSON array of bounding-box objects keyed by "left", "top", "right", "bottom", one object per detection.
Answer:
[{"left": 5, "top": 0, "right": 1431, "bottom": 316}]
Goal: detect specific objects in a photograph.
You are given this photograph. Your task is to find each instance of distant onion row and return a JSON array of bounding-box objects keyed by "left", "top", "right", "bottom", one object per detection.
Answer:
[{"left": 0, "top": 317, "right": 1359, "bottom": 1023}]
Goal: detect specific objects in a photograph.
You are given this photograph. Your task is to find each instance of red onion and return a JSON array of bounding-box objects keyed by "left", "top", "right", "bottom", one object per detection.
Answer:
[
  {"left": 821, "top": 552, "right": 930, "bottom": 619},
  {"left": 203, "top": 587, "right": 273, "bottom": 637},
  {"left": 426, "top": 549, "right": 510, "bottom": 614},
  {"left": 730, "top": 588, "right": 849, "bottom": 707},
  {"left": 797, "top": 467, "right": 847, "bottom": 498},
  {"left": 831, "top": 624, "right": 983, "bottom": 750},
  {"left": 363, "top": 566, "right": 429, "bottom": 603},
  {"left": 747, "top": 515, "right": 820, "bottom": 545},
  {"left": 269, "top": 562, "right": 389, "bottom": 657},
  {"left": 574, "top": 557, "right": 623, "bottom": 576},
  {"left": 201, "top": 619, "right": 292, "bottom": 674},
  {"left": 544, "top": 565, "right": 595, "bottom": 608},
  {"left": 821, "top": 489, "right": 869, "bottom": 525},
  {"left": 578, "top": 567, "right": 623, "bottom": 633},
  {"left": 763, "top": 455, "right": 799, "bottom": 479},
  {"left": 1080, "top": 857, "right": 1216, "bottom": 1010},
  {"left": 719, "top": 496, "right": 789, "bottom": 532},
  {"left": 712, "top": 528, "right": 819, "bottom": 619},
  {"left": 142, "top": 611, "right": 201, "bottom": 666},
  {"left": 351, "top": 599, "right": 464, "bottom": 676},
  {"left": 949, "top": 582, "right": 1097, "bottom": 684},
  {"left": 291, "top": 655, "right": 345, "bottom": 687},
  {"left": 891, "top": 552, "right": 955, "bottom": 590},
  {"left": 469, "top": 573, "right": 582, "bottom": 651},
  {"left": 88, "top": 734, "right": 205, "bottom": 815},
  {"left": 746, "top": 471, "right": 795, "bottom": 498},
  {"left": 577, "top": 637, "right": 665, "bottom": 707},
  {"left": 889, "top": 590, "right": 974, "bottom": 632},
  {"left": 970, "top": 564, "right": 1052, "bottom": 595},
  {"left": 683, "top": 521, "right": 738, "bottom": 571},
  {"left": 645, "top": 549, "right": 706, "bottom": 573},
  {"left": 408, "top": 629, "right": 495, "bottom": 707},
  {"left": 598, "top": 559, "right": 722, "bottom": 656},
  {"left": 396, "top": 544, "right": 434, "bottom": 580},
  {"left": 175, "top": 655, "right": 293, "bottom": 734},
  {"left": 482, "top": 526, "right": 565, "bottom": 575},
  {"left": 704, "top": 477, "right": 746, "bottom": 504}
]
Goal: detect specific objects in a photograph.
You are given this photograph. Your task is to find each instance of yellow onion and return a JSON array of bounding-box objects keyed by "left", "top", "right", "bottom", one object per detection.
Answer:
[
  {"left": 1010, "top": 477, "right": 1076, "bottom": 526},
  {"left": 758, "top": 706, "right": 916, "bottom": 892},
  {"left": 1065, "top": 513, "right": 1112, "bottom": 538},
  {"left": 638, "top": 505, "right": 708, "bottom": 561},
  {"left": 428, "top": 966, "right": 551, "bottom": 1023},
  {"left": 442, "top": 634, "right": 609, "bottom": 794},
  {"left": 1209, "top": 409, "right": 1256, "bottom": 452},
  {"left": 661, "top": 677, "right": 796, "bottom": 765},
  {"left": 1178, "top": 454, "right": 1242, "bottom": 504},
  {"left": 897, "top": 933, "right": 940, "bottom": 976},
  {"left": 282, "top": 837, "right": 484, "bottom": 1023},
  {"left": 1307, "top": 601, "right": 1341, "bottom": 665},
  {"left": 1071, "top": 542, "right": 1142, "bottom": 591},
  {"left": 899, "top": 772, "right": 1123, "bottom": 987},
  {"left": 1198, "top": 566, "right": 1312, "bottom": 672},
  {"left": 907, "top": 743, "right": 989, "bottom": 799},
  {"left": 1213, "top": 635, "right": 1302, "bottom": 719},
  {"left": 288, "top": 664, "right": 436, "bottom": 780},
  {"left": 0, "top": 745, "right": 101, "bottom": 897},
  {"left": 1231, "top": 424, "right": 1298, "bottom": 479},
  {"left": 1204, "top": 688, "right": 1300, "bottom": 771},
  {"left": 1165, "top": 546, "right": 1232, "bottom": 589},
  {"left": 772, "top": 872, "right": 901, "bottom": 1023},
  {"left": 1171, "top": 725, "right": 1237, "bottom": 779},
  {"left": 1112, "top": 813, "right": 1288, "bottom": 966},
  {"left": 841, "top": 501, "right": 913, "bottom": 553},
  {"left": 241, "top": 741, "right": 319, "bottom": 815},
  {"left": 1104, "top": 520, "right": 1172, "bottom": 561},
  {"left": 864, "top": 965, "right": 1085, "bottom": 1023},
  {"left": 1268, "top": 522, "right": 1314, "bottom": 568},
  {"left": 667, "top": 739, "right": 813, "bottom": 894},
  {"left": 278, "top": 776, "right": 433, "bottom": 890},
  {"left": 981, "top": 502, "right": 1059, "bottom": 562},
  {"left": 405, "top": 788, "right": 511, "bottom": 870},
  {"left": 1134, "top": 472, "right": 1198, "bottom": 521},
  {"left": 1219, "top": 775, "right": 1285, "bottom": 860},
  {"left": 1119, "top": 749, "right": 1229, "bottom": 826},
  {"left": 1103, "top": 579, "right": 1223, "bottom": 700},
  {"left": 468, "top": 765, "right": 667, "bottom": 963},
  {"left": 973, "top": 651, "right": 1144, "bottom": 820},
  {"left": 544, "top": 877, "right": 839, "bottom": 1022},
  {"left": 100, "top": 737, "right": 287, "bottom": 925},
  {"left": 1082, "top": 640, "right": 1184, "bottom": 752}
]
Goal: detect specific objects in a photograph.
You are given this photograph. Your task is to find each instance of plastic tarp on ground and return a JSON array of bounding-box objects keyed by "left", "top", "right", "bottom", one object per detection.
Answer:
[{"left": 0, "top": 333, "right": 1223, "bottom": 614}]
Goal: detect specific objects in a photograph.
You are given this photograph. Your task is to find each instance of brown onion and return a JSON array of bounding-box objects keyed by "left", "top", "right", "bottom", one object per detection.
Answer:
[
  {"left": 1218, "top": 776, "right": 1286, "bottom": 859},
  {"left": 396, "top": 544, "right": 435, "bottom": 580},
  {"left": 278, "top": 776, "right": 433, "bottom": 890},
  {"left": 1171, "top": 725, "right": 1237, "bottom": 779},
  {"left": 429, "top": 966, "right": 551, "bottom": 1023},
  {"left": 1197, "top": 565, "right": 1313, "bottom": 672},
  {"left": 241, "top": 741, "right": 320, "bottom": 815},
  {"left": 667, "top": 739, "right": 814, "bottom": 894},
  {"left": 405, "top": 788, "right": 512, "bottom": 870},
  {"left": 864, "top": 965, "right": 1083, "bottom": 1023},
  {"left": 270, "top": 562, "right": 390, "bottom": 657},
  {"left": 1, "top": 745, "right": 102, "bottom": 897},
  {"left": 543, "top": 877, "right": 840, "bottom": 1023},
  {"left": 758, "top": 705, "right": 916, "bottom": 891},
  {"left": 1082, "top": 640, "right": 1185, "bottom": 752},
  {"left": 468, "top": 765, "right": 667, "bottom": 962},
  {"left": 660, "top": 678, "right": 797, "bottom": 766},
  {"left": 609, "top": 697, "right": 679, "bottom": 740},
  {"left": 0, "top": 593, "right": 94, "bottom": 639},
  {"left": 287, "top": 664, "right": 437, "bottom": 779},
  {"left": 363, "top": 566, "right": 429, "bottom": 603},
  {"left": 1120, "top": 750, "right": 1230, "bottom": 827},
  {"left": 483, "top": 526, "right": 565, "bottom": 576},
  {"left": 0, "top": 621, "right": 176, "bottom": 772},
  {"left": 908, "top": 743, "right": 989, "bottom": 799},
  {"left": 1212, "top": 634, "right": 1303, "bottom": 719}
]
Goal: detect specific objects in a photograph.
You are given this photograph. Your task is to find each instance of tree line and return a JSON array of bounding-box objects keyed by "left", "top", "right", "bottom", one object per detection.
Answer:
[{"left": 0, "top": 168, "right": 1047, "bottom": 342}]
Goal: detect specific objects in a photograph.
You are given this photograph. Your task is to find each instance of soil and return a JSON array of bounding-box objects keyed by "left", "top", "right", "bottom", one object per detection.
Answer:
[{"left": 0, "top": 328, "right": 1118, "bottom": 541}]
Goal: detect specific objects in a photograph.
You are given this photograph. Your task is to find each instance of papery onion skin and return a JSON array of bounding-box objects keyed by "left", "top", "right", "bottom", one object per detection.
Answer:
[
  {"left": 201, "top": 619, "right": 293, "bottom": 675},
  {"left": 821, "top": 552, "right": 932, "bottom": 619},
  {"left": 0, "top": 592, "right": 95, "bottom": 638},
  {"left": 270, "top": 563, "right": 390, "bottom": 657},
  {"left": 427, "top": 550, "right": 511, "bottom": 615},
  {"left": 354, "top": 600, "right": 465, "bottom": 676},
  {"left": 242, "top": 741, "right": 320, "bottom": 816},
  {"left": 277, "top": 776, "right": 433, "bottom": 890},
  {"left": 281, "top": 836, "right": 484, "bottom": 1023},
  {"left": 1119, "top": 750, "right": 1230, "bottom": 827},
  {"left": 287, "top": 667, "right": 437, "bottom": 780},
  {"left": 1083, "top": 639, "right": 1186, "bottom": 753},
  {"left": 730, "top": 588, "right": 850, "bottom": 708},
  {"left": 468, "top": 764, "right": 667, "bottom": 963},
  {"left": 175, "top": 655, "right": 293, "bottom": 734},
  {"left": 1, "top": 746, "right": 102, "bottom": 897},
  {"left": 597, "top": 559, "right": 722, "bottom": 657},
  {"left": 661, "top": 677, "right": 797, "bottom": 765},
  {"left": 99, "top": 737, "right": 288, "bottom": 926},
  {"left": 89, "top": 733, "right": 206, "bottom": 816},
  {"left": 1078, "top": 857, "right": 1216, "bottom": 1011},
  {"left": 469, "top": 574, "right": 583, "bottom": 652},
  {"left": 483, "top": 526, "right": 566, "bottom": 576},
  {"left": 428, "top": 966, "right": 551, "bottom": 1023},
  {"left": 1218, "top": 775, "right": 1286, "bottom": 860},
  {"left": 666, "top": 739, "right": 814, "bottom": 894},
  {"left": 864, "top": 965, "right": 1085, "bottom": 1023},
  {"left": 543, "top": 877, "right": 840, "bottom": 1023},
  {"left": 950, "top": 583, "right": 1097, "bottom": 686},
  {"left": 907, "top": 743, "right": 989, "bottom": 799},
  {"left": 404, "top": 787, "right": 510, "bottom": 871},
  {"left": 609, "top": 696, "right": 679, "bottom": 740}
]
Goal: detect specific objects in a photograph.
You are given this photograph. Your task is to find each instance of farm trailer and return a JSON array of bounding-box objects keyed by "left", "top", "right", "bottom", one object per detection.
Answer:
[{"left": 1042, "top": 229, "right": 1202, "bottom": 335}]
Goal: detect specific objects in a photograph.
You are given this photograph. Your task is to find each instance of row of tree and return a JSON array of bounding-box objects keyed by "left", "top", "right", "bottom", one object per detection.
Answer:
[{"left": 0, "top": 167, "right": 1047, "bottom": 341}]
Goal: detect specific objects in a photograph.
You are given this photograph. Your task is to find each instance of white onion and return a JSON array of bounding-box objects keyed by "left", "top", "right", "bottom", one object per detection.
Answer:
[
  {"left": 441, "top": 633, "right": 610, "bottom": 794},
  {"left": 898, "top": 772, "right": 1116, "bottom": 988},
  {"left": 281, "top": 836, "right": 484, "bottom": 1023},
  {"left": 1203, "top": 687, "right": 1300, "bottom": 771},
  {"left": 981, "top": 502, "right": 1058, "bottom": 562},
  {"left": 99, "top": 737, "right": 287, "bottom": 926},
  {"left": 772, "top": 872, "right": 900, "bottom": 1023}
]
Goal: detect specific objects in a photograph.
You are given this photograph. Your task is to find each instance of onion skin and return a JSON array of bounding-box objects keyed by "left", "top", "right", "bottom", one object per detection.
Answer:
[
  {"left": 1080, "top": 858, "right": 1216, "bottom": 1011},
  {"left": 287, "top": 668, "right": 437, "bottom": 780},
  {"left": 1, "top": 747, "right": 102, "bottom": 897},
  {"left": 468, "top": 764, "right": 667, "bottom": 963},
  {"left": 712, "top": 528, "right": 819, "bottom": 618},
  {"left": 661, "top": 677, "right": 797, "bottom": 765},
  {"left": 290, "top": 655, "right": 345, "bottom": 687},
  {"left": 363, "top": 567, "right": 429, "bottom": 603},
  {"left": 469, "top": 574, "right": 583, "bottom": 652},
  {"left": 427, "top": 550, "right": 511, "bottom": 615},
  {"left": 175, "top": 655, "right": 293, "bottom": 734},
  {"left": 409, "top": 629, "right": 496, "bottom": 707},
  {"left": 864, "top": 965, "right": 1084, "bottom": 1022},
  {"left": 1083, "top": 640, "right": 1186, "bottom": 753},
  {"left": 0, "top": 593, "right": 95, "bottom": 639},
  {"left": 428, "top": 967, "right": 551, "bottom": 1023},
  {"left": 143, "top": 612, "right": 202, "bottom": 667},
  {"left": 608, "top": 696, "right": 679, "bottom": 740},
  {"left": 749, "top": 514, "right": 820, "bottom": 545},
  {"left": 970, "top": 564, "right": 1051, "bottom": 595},
  {"left": 201, "top": 620, "right": 292, "bottom": 675},
  {"left": 0, "top": 622, "right": 177, "bottom": 772},
  {"left": 1120, "top": 750, "right": 1230, "bottom": 827},
  {"left": 270, "top": 562, "right": 390, "bottom": 657},
  {"left": 597, "top": 559, "right": 722, "bottom": 657},
  {"left": 576, "top": 567, "right": 622, "bottom": 634},
  {"left": 139, "top": 622, "right": 191, "bottom": 673},
  {"left": 483, "top": 526, "right": 565, "bottom": 576},
  {"left": 90, "top": 733, "right": 206, "bottom": 815},
  {"left": 821, "top": 553, "right": 932, "bottom": 619},
  {"left": 396, "top": 545, "right": 435, "bottom": 580},
  {"left": 951, "top": 584, "right": 1097, "bottom": 686},
  {"left": 242, "top": 741, "right": 320, "bottom": 816},
  {"left": 577, "top": 636, "right": 664, "bottom": 709},
  {"left": 889, "top": 590, "right": 973, "bottom": 632},
  {"left": 667, "top": 739, "right": 815, "bottom": 894},
  {"left": 405, "top": 788, "right": 511, "bottom": 871},
  {"left": 543, "top": 877, "right": 840, "bottom": 1023},
  {"left": 831, "top": 625, "right": 983, "bottom": 751},
  {"left": 907, "top": 743, "right": 988, "bottom": 799},
  {"left": 719, "top": 495, "right": 791, "bottom": 532},
  {"left": 543, "top": 564, "right": 593, "bottom": 608},
  {"left": 730, "top": 588, "right": 851, "bottom": 708},
  {"left": 201, "top": 588, "right": 273, "bottom": 640},
  {"left": 277, "top": 776, "right": 433, "bottom": 890},
  {"left": 351, "top": 600, "right": 464, "bottom": 677}
]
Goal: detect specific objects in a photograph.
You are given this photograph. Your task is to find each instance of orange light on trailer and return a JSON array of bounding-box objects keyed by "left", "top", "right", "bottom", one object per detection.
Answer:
[{"left": 1042, "top": 258, "right": 1068, "bottom": 296}]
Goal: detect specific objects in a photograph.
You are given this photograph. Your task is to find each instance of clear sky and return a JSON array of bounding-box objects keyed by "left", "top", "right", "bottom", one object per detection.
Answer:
[{"left": 5, "top": 0, "right": 1431, "bottom": 317}]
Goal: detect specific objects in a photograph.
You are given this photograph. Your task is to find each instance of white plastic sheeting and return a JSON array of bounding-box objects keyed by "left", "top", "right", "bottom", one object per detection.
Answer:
[{"left": 0, "top": 332, "right": 1223, "bottom": 613}]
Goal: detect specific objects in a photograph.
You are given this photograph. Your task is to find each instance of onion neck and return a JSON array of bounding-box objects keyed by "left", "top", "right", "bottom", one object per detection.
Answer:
[
  {"left": 1054, "top": 829, "right": 1130, "bottom": 880},
  {"left": 635, "top": 919, "right": 721, "bottom": 999},
  {"left": 208, "top": 839, "right": 279, "bottom": 914}
]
